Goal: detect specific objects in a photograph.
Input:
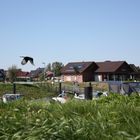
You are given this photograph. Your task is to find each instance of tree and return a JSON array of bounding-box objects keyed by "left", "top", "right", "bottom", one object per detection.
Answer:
[
  {"left": 0, "top": 69, "right": 5, "bottom": 82},
  {"left": 39, "top": 72, "right": 44, "bottom": 81},
  {"left": 136, "top": 66, "right": 140, "bottom": 72},
  {"left": 52, "top": 62, "right": 64, "bottom": 77},
  {"left": 73, "top": 66, "right": 80, "bottom": 75},
  {"left": 46, "top": 63, "right": 52, "bottom": 71},
  {"left": 8, "top": 65, "right": 18, "bottom": 83},
  {"left": 73, "top": 65, "right": 80, "bottom": 82}
]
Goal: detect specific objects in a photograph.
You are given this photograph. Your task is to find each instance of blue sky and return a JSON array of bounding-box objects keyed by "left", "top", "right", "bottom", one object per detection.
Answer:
[{"left": 0, "top": 0, "right": 140, "bottom": 71}]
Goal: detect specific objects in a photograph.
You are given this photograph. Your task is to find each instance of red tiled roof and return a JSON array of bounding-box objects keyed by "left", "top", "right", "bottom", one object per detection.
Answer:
[
  {"left": 16, "top": 70, "right": 29, "bottom": 77},
  {"left": 46, "top": 71, "right": 54, "bottom": 76}
]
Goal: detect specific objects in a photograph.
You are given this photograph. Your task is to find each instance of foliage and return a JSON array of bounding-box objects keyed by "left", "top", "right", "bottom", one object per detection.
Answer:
[
  {"left": 73, "top": 66, "right": 80, "bottom": 74},
  {"left": 136, "top": 66, "right": 140, "bottom": 72},
  {"left": 39, "top": 72, "right": 45, "bottom": 81},
  {"left": 7, "top": 65, "right": 18, "bottom": 82},
  {"left": 46, "top": 63, "right": 52, "bottom": 71},
  {"left": 0, "top": 69, "right": 5, "bottom": 82},
  {"left": 0, "top": 83, "right": 57, "bottom": 100},
  {"left": 1, "top": 94, "right": 140, "bottom": 139},
  {"left": 52, "top": 61, "right": 64, "bottom": 77}
]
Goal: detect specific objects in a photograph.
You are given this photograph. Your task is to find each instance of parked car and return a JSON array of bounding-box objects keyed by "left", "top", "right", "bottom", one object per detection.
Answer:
[
  {"left": 74, "top": 91, "right": 108, "bottom": 100},
  {"left": 74, "top": 93, "right": 85, "bottom": 100},
  {"left": 52, "top": 91, "right": 67, "bottom": 103},
  {"left": 2, "top": 93, "right": 22, "bottom": 103}
]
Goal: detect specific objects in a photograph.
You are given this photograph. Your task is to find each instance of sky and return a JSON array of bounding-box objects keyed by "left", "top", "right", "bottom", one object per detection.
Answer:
[{"left": 0, "top": 0, "right": 140, "bottom": 71}]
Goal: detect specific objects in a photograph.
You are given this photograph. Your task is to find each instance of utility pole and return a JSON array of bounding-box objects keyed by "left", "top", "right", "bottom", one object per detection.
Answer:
[{"left": 42, "top": 62, "right": 46, "bottom": 81}]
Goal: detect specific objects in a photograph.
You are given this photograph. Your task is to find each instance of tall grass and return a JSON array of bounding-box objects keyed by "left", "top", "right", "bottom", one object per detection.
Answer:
[
  {"left": 0, "top": 94, "right": 140, "bottom": 139},
  {"left": 0, "top": 83, "right": 56, "bottom": 99}
]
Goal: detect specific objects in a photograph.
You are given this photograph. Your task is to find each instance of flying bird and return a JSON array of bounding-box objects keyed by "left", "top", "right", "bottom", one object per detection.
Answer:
[{"left": 20, "top": 56, "right": 35, "bottom": 66}]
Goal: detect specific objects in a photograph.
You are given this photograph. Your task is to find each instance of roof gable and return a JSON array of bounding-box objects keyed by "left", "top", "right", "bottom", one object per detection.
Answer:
[
  {"left": 28, "top": 68, "right": 44, "bottom": 77},
  {"left": 62, "top": 61, "right": 97, "bottom": 74},
  {"left": 129, "top": 64, "right": 139, "bottom": 72},
  {"left": 95, "top": 61, "right": 126, "bottom": 73}
]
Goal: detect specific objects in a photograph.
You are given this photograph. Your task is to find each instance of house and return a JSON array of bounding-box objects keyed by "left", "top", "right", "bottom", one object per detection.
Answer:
[
  {"left": 129, "top": 64, "right": 140, "bottom": 80},
  {"left": 16, "top": 69, "right": 30, "bottom": 81},
  {"left": 0, "top": 69, "right": 5, "bottom": 82},
  {"left": 28, "top": 68, "right": 44, "bottom": 81},
  {"left": 46, "top": 71, "right": 54, "bottom": 79},
  {"left": 62, "top": 60, "right": 137, "bottom": 82},
  {"left": 61, "top": 61, "right": 98, "bottom": 83},
  {"left": 95, "top": 61, "right": 135, "bottom": 81}
]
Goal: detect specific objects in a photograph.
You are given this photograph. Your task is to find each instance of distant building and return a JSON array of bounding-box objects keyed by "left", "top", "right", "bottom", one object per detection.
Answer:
[
  {"left": 129, "top": 64, "right": 140, "bottom": 80},
  {"left": 16, "top": 69, "right": 30, "bottom": 81},
  {"left": 0, "top": 69, "right": 5, "bottom": 82},
  {"left": 28, "top": 68, "right": 44, "bottom": 81},
  {"left": 95, "top": 61, "right": 134, "bottom": 81},
  {"left": 61, "top": 61, "right": 98, "bottom": 83},
  {"left": 46, "top": 71, "right": 54, "bottom": 79},
  {"left": 61, "top": 61, "right": 137, "bottom": 82}
]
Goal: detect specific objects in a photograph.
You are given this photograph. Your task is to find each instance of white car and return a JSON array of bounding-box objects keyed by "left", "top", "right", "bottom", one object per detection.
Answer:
[
  {"left": 52, "top": 93, "right": 67, "bottom": 104},
  {"left": 74, "top": 91, "right": 109, "bottom": 100},
  {"left": 2, "top": 93, "right": 22, "bottom": 103},
  {"left": 74, "top": 94, "right": 85, "bottom": 100}
]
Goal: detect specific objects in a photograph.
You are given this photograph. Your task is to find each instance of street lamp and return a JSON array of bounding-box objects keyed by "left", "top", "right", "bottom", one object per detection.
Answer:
[{"left": 42, "top": 62, "right": 46, "bottom": 81}]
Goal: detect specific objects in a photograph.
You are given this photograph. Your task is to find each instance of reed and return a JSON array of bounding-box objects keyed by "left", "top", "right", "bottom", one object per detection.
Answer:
[{"left": 0, "top": 94, "right": 140, "bottom": 139}]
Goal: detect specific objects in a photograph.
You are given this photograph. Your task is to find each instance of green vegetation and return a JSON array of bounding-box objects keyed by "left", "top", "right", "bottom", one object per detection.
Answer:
[
  {"left": 0, "top": 93, "right": 140, "bottom": 139},
  {"left": 0, "top": 83, "right": 57, "bottom": 99},
  {"left": 7, "top": 65, "right": 18, "bottom": 82}
]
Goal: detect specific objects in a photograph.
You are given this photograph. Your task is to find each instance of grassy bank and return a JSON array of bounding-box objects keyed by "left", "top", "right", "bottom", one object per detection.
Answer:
[
  {"left": 0, "top": 94, "right": 140, "bottom": 139},
  {"left": 0, "top": 83, "right": 57, "bottom": 99}
]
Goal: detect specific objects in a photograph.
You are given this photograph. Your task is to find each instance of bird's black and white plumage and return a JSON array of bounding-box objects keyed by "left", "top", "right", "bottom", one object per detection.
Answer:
[{"left": 20, "top": 56, "right": 35, "bottom": 65}]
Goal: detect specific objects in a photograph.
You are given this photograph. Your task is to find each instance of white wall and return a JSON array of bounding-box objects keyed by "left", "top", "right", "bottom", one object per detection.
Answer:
[{"left": 95, "top": 74, "right": 102, "bottom": 82}]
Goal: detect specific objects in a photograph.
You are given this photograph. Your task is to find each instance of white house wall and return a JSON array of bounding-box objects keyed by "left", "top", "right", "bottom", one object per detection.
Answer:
[{"left": 95, "top": 74, "right": 102, "bottom": 82}]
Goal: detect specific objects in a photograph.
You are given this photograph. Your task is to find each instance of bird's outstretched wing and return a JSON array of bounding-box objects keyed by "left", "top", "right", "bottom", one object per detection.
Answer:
[
  {"left": 29, "top": 58, "right": 35, "bottom": 66},
  {"left": 21, "top": 59, "right": 27, "bottom": 65},
  {"left": 20, "top": 56, "right": 35, "bottom": 66}
]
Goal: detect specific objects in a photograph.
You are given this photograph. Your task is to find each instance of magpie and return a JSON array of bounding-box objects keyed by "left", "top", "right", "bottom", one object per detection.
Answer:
[{"left": 20, "top": 56, "right": 35, "bottom": 65}]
